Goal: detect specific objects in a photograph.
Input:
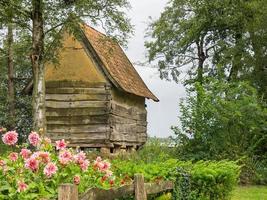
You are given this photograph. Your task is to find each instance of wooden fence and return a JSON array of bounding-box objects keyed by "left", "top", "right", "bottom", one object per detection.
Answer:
[{"left": 58, "top": 174, "right": 174, "bottom": 200}]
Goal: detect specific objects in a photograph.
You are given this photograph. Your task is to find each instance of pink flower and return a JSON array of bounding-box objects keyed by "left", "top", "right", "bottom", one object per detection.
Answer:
[
  {"left": 44, "top": 162, "right": 58, "bottom": 178},
  {"left": 102, "top": 161, "right": 111, "bottom": 171},
  {"left": 20, "top": 149, "right": 31, "bottom": 160},
  {"left": 17, "top": 181, "right": 28, "bottom": 192},
  {"left": 55, "top": 139, "right": 67, "bottom": 150},
  {"left": 28, "top": 132, "right": 41, "bottom": 146},
  {"left": 9, "top": 152, "right": 18, "bottom": 162},
  {"left": 94, "top": 159, "right": 111, "bottom": 172},
  {"left": 96, "top": 156, "right": 102, "bottom": 162},
  {"left": 73, "top": 175, "right": 80, "bottom": 185},
  {"left": 79, "top": 159, "right": 89, "bottom": 171},
  {"left": 59, "top": 150, "right": 73, "bottom": 165},
  {"left": 38, "top": 151, "right": 50, "bottom": 163},
  {"left": 74, "top": 151, "right": 86, "bottom": 164},
  {"left": 2, "top": 131, "right": 18, "bottom": 146},
  {"left": 25, "top": 157, "right": 39, "bottom": 171},
  {"left": 0, "top": 160, "right": 5, "bottom": 166}
]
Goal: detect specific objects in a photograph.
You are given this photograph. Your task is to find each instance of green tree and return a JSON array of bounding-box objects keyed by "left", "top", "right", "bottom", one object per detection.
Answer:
[
  {"left": 145, "top": 0, "right": 267, "bottom": 98},
  {"left": 0, "top": 0, "right": 133, "bottom": 132},
  {"left": 173, "top": 80, "right": 267, "bottom": 160},
  {"left": 0, "top": 30, "right": 33, "bottom": 138}
]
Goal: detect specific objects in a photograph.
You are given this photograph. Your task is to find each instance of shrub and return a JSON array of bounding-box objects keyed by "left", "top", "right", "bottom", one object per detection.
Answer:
[
  {"left": 0, "top": 130, "right": 120, "bottom": 200},
  {"left": 185, "top": 161, "right": 240, "bottom": 200},
  {"left": 238, "top": 156, "right": 267, "bottom": 185},
  {"left": 112, "top": 159, "right": 240, "bottom": 200}
]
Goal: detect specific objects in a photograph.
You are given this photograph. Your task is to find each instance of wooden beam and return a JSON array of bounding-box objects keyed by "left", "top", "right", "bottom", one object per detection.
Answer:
[
  {"left": 46, "top": 107, "right": 108, "bottom": 116},
  {"left": 47, "top": 124, "right": 110, "bottom": 133},
  {"left": 46, "top": 93, "right": 111, "bottom": 101},
  {"left": 46, "top": 81, "right": 109, "bottom": 88},
  {"left": 64, "top": 143, "right": 114, "bottom": 148},
  {"left": 58, "top": 184, "right": 78, "bottom": 200},
  {"left": 79, "top": 185, "right": 134, "bottom": 200},
  {"left": 46, "top": 100, "right": 109, "bottom": 108},
  {"left": 46, "top": 115, "right": 109, "bottom": 125},
  {"left": 46, "top": 87, "right": 109, "bottom": 94},
  {"left": 145, "top": 181, "right": 174, "bottom": 195}
]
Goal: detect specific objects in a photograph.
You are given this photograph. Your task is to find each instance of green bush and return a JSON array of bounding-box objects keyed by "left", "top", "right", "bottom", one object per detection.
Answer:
[
  {"left": 116, "top": 137, "right": 177, "bottom": 164},
  {"left": 186, "top": 161, "right": 240, "bottom": 200},
  {"left": 238, "top": 156, "right": 267, "bottom": 185},
  {"left": 112, "top": 159, "right": 240, "bottom": 200}
]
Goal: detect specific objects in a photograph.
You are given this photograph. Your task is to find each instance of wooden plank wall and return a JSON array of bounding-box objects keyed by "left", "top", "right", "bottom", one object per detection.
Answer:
[
  {"left": 109, "top": 90, "right": 148, "bottom": 148},
  {"left": 45, "top": 81, "right": 112, "bottom": 147}
]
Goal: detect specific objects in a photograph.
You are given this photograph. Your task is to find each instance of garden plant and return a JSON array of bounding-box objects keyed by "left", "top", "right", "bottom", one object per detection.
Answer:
[{"left": 0, "top": 129, "right": 120, "bottom": 200}]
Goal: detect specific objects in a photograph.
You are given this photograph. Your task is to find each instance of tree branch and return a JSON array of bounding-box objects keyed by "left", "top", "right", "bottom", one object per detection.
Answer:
[{"left": 44, "top": 22, "right": 65, "bottom": 35}]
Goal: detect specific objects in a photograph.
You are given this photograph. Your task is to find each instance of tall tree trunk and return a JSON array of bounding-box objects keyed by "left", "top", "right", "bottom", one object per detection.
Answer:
[
  {"left": 7, "top": 23, "right": 15, "bottom": 129},
  {"left": 250, "top": 30, "right": 267, "bottom": 100},
  {"left": 31, "top": 0, "right": 46, "bottom": 133},
  {"left": 228, "top": 32, "right": 242, "bottom": 81},
  {"left": 196, "top": 37, "right": 206, "bottom": 85},
  {"left": 195, "top": 36, "right": 206, "bottom": 121}
]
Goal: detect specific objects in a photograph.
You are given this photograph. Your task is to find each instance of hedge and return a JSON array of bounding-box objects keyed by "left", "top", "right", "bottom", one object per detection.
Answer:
[{"left": 112, "top": 159, "right": 240, "bottom": 200}]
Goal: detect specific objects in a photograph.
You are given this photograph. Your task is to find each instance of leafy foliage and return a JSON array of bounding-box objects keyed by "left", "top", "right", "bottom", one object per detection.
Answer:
[
  {"left": 112, "top": 158, "right": 240, "bottom": 200},
  {"left": 173, "top": 80, "right": 267, "bottom": 161},
  {"left": 146, "top": 0, "right": 267, "bottom": 98}
]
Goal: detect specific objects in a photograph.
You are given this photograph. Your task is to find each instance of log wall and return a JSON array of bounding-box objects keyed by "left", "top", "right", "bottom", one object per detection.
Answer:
[
  {"left": 45, "top": 81, "right": 112, "bottom": 147},
  {"left": 109, "top": 89, "right": 147, "bottom": 148},
  {"left": 45, "top": 81, "right": 148, "bottom": 149}
]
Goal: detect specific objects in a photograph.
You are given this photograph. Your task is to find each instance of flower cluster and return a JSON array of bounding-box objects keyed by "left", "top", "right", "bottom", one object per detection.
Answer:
[
  {"left": 94, "top": 156, "right": 115, "bottom": 185},
  {"left": 0, "top": 129, "right": 118, "bottom": 199},
  {"left": 28, "top": 131, "right": 41, "bottom": 147},
  {"left": 2, "top": 131, "right": 18, "bottom": 146}
]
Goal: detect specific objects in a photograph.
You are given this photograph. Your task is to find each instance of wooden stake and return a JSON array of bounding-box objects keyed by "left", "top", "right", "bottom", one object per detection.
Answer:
[
  {"left": 58, "top": 184, "right": 78, "bottom": 200},
  {"left": 134, "top": 174, "right": 147, "bottom": 200}
]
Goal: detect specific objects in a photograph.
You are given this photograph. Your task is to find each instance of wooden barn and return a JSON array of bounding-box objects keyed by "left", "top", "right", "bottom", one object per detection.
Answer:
[{"left": 25, "top": 24, "right": 158, "bottom": 153}]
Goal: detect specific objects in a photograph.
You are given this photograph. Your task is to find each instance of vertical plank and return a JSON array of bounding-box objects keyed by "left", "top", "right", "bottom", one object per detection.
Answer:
[
  {"left": 58, "top": 184, "right": 78, "bottom": 200},
  {"left": 134, "top": 174, "right": 147, "bottom": 200}
]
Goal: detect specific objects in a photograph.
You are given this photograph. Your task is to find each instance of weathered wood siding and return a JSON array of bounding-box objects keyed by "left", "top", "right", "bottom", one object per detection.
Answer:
[
  {"left": 45, "top": 82, "right": 112, "bottom": 147},
  {"left": 109, "top": 89, "right": 147, "bottom": 147}
]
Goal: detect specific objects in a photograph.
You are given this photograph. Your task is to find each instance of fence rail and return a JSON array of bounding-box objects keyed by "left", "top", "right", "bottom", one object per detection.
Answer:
[{"left": 58, "top": 174, "right": 174, "bottom": 200}]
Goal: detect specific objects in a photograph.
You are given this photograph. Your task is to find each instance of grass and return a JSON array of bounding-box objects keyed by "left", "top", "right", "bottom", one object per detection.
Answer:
[
  {"left": 231, "top": 186, "right": 267, "bottom": 200},
  {"left": 0, "top": 143, "right": 12, "bottom": 155}
]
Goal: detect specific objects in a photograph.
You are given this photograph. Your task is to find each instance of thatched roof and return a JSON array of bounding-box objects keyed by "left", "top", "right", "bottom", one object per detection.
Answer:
[{"left": 82, "top": 24, "right": 158, "bottom": 101}]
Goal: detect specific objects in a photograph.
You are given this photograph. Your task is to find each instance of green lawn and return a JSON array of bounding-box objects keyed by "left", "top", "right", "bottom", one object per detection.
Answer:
[{"left": 232, "top": 186, "right": 267, "bottom": 200}]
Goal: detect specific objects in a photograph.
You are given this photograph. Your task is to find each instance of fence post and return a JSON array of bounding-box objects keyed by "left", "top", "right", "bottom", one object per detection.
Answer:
[
  {"left": 134, "top": 174, "right": 147, "bottom": 200},
  {"left": 58, "top": 184, "right": 78, "bottom": 200}
]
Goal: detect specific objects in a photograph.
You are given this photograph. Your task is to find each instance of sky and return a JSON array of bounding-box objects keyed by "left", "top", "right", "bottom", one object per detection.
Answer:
[{"left": 125, "top": 0, "right": 186, "bottom": 138}]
